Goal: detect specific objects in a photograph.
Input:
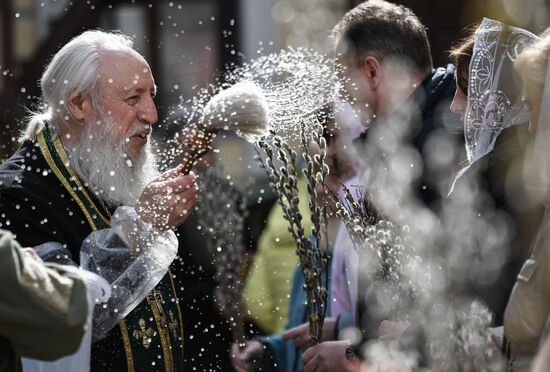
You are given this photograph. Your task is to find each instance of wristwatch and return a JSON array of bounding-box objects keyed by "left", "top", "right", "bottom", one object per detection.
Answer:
[{"left": 345, "top": 344, "right": 357, "bottom": 361}]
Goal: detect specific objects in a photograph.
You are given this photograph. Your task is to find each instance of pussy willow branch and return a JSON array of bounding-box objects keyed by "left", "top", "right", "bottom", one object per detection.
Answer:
[
  {"left": 196, "top": 164, "right": 247, "bottom": 348},
  {"left": 299, "top": 120, "right": 330, "bottom": 344},
  {"left": 255, "top": 123, "right": 330, "bottom": 345},
  {"left": 327, "top": 183, "right": 415, "bottom": 317}
]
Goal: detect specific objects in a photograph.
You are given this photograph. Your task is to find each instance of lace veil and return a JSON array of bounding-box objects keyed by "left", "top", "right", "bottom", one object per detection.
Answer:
[{"left": 456, "top": 18, "right": 539, "bottom": 182}]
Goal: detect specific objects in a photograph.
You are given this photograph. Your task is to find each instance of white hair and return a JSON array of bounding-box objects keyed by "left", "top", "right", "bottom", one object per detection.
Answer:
[{"left": 21, "top": 30, "right": 134, "bottom": 142}]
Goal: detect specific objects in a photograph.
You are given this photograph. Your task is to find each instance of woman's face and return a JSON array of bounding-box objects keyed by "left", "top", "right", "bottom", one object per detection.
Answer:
[
  {"left": 450, "top": 66, "right": 469, "bottom": 123},
  {"left": 450, "top": 86, "right": 468, "bottom": 123}
]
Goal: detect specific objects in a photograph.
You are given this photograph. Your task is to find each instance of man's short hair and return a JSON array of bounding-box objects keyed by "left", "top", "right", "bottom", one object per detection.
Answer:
[{"left": 332, "top": 0, "right": 433, "bottom": 74}]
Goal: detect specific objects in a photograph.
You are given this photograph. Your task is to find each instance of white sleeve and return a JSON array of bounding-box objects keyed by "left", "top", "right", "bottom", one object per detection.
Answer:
[{"left": 79, "top": 206, "right": 178, "bottom": 341}]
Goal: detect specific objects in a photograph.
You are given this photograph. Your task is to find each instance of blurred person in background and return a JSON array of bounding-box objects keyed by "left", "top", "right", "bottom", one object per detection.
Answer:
[
  {"left": 447, "top": 17, "right": 544, "bottom": 330},
  {"left": 503, "top": 31, "right": 550, "bottom": 372},
  {"left": 450, "top": 19, "right": 542, "bottom": 326}
]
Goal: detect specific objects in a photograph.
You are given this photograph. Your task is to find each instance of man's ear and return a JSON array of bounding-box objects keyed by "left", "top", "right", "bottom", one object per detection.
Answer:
[
  {"left": 67, "top": 93, "right": 90, "bottom": 121},
  {"left": 359, "top": 55, "right": 383, "bottom": 90}
]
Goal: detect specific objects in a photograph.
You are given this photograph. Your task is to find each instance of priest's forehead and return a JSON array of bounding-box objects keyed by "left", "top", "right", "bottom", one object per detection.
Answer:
[{"left": 96, "top": 48, "right": 156, "bottom": 93}]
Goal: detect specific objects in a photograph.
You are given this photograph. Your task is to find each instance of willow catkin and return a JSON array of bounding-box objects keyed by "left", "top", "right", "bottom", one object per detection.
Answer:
[{"left": 200, "top": 80, "right": 269, "bottom": 142}]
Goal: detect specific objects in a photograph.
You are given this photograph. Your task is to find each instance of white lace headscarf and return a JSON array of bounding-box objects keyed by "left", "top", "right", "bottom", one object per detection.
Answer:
[{"left": 454, "top": 18, "right": 539, "bottom": 184}]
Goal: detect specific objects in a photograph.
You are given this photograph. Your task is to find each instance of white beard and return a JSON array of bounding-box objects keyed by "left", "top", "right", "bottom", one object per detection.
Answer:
[{"left": 67, "top": 114, "right": 159, "bottom": 208}]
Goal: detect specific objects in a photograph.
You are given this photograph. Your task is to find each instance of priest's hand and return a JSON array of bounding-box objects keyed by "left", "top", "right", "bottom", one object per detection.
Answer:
[
  {"left": 282, "top": 317, "right": 337, "bottom": 350},
  {"left": 136, "top": 165, "right": 198, "bottom": 230}
]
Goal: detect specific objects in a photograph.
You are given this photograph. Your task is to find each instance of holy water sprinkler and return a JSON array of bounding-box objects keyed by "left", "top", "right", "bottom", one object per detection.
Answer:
[{"left": 180, "top": 80, "right": 269, "bottom": 174}]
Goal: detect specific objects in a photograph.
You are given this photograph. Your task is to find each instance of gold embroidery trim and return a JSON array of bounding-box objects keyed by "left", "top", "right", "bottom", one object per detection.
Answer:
[
  {"left": 167, "top": 268, "right": 185, "bottom": 357},
  {"left": 37, "top": 131, "right": 97, "bottom": 230},
  {"left": 119, "top": 320, "right": 136, "bottom": 372},
  {"left": 148, "top": 296, "right": 174, "bottom": 372},
  {"left": 51, "top": 133, "right": 110, "bottom": 226}
]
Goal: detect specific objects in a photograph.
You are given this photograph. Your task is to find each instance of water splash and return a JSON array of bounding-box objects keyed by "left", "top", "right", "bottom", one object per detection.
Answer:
[
  {"left": 156, "top": 47, "right": 340, "bottom": 171},
  {"left": 225, "top": 47, "right": 339, "bottom": 141}
]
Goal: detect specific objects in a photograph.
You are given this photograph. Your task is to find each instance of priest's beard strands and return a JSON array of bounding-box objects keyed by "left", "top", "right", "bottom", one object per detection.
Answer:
[{"left": 67, "top": 106, "right": 159, "bottom": 208}]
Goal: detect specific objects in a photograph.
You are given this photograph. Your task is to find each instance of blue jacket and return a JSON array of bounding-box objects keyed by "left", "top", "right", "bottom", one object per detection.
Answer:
[{"left": 353, "top": 64, "right": 463, "bottom": 210}]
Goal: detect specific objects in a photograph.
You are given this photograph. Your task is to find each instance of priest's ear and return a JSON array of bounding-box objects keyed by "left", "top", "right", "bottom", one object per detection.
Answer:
[
  {"left": 358, "top": 55, "right": 383, "bottom": 90},
  {"left": 67, "top": 92, "right": 93, "bottom": 121}
]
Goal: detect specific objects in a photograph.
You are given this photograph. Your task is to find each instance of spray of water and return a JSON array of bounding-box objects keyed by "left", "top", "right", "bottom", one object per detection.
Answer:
[{"left": 155, "top": 47, "right": 341, "bottom": 171}]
